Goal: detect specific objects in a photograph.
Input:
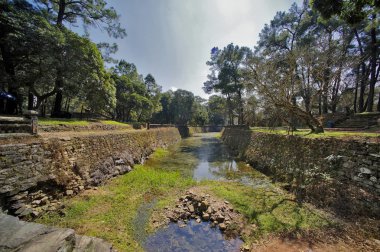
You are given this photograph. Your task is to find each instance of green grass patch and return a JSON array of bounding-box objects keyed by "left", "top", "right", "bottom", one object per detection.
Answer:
[
  {"left": 37, "top": 164, "right": 195, "bottom": 251},
  {"left": 202, "top": 180, "right": 333, "bottom": 241},
  {"left": 250, "top": 127, "right": 379, "bottom": 138},
  {"left": 100, "top": 120, "right": 132, "bottom": 128},
  {"left": 38, "top": 118, "right": 90, "bottom": 126}
]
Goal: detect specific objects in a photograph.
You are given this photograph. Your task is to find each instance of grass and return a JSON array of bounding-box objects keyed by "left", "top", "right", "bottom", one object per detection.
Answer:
[
  {"left": 38, "top": 118, "right": 90, "bottom": 126},
  {"left": 203, "top": 180, "right": 334, "bottom": 243},
  {"left": 251, "top": 127, "right": 379, "bottom": 138},
  {"left": 100, "top": 120, "right": 132, "bottom": 128},
  {"left": 37, "top": 163, "right": 195, "bottom": 251},
  {"left": 38, "top": 118, "right": 132, "bottom": 128}
]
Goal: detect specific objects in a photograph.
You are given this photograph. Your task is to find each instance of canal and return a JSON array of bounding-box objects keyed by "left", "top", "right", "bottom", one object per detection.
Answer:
[{"left": 140, "top": 133, "right": 272, "bottom": 252}]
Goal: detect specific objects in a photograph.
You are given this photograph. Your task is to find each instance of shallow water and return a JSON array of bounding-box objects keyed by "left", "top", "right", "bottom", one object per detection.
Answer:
[
  {"left": 141, "top": 133, "right": 271, "bottom": 251},
  {"left": 144, "top": 220, "right": 243, "bottom": 252}
]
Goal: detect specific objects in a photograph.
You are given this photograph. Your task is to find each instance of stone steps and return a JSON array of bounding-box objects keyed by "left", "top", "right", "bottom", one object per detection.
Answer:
[
  {"left": 0, "top": 116, "right": 32, "bottom": 133},
  {"left": 0, "top": 213, "right": 114, "bottom": 252},
  {"left": 0, "top": 124, "right": 32, "bottom": 133}
]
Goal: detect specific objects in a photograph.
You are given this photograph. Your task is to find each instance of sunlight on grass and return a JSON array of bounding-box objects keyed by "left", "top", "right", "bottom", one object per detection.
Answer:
[
  {"left": 250, "top": 127, "right": 379, "bottom": 138},
  {"left": 38, "top": 118, "right": 89, "bottom": 126},
  {"left": 100, "top": 120, "right": 132, "bottom": 128},
  {"left": 202, "top": 180, "right": 333, "bottom": 241}
]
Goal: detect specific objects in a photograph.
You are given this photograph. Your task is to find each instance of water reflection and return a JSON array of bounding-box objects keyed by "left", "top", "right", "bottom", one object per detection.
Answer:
[{"left": 144, "top": 220, "right": 243, "bottom": 252}]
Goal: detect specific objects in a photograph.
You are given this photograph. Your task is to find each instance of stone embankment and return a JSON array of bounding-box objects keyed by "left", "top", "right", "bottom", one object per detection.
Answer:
[
  {"left": 0, "top": 128, "right": 181, "bottom": 219},
  {"left": 0, "top": 213, "right": 114, "bottom": 251},
  {"left": 222, "top": 127, "right": 380, "bottom": 218}
]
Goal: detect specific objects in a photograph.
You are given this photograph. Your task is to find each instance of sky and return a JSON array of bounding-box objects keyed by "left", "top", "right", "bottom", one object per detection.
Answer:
[{"left": 72, "top": 0, "right": 301, "bottom": 98}]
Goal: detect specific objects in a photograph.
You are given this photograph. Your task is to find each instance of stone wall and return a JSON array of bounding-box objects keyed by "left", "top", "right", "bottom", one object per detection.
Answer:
[
  {"left": 222, "top": 127, "right": 380, "bottom": 218},
  {"left": 0, "top": 128, "right": 181, "bottom": 218}
]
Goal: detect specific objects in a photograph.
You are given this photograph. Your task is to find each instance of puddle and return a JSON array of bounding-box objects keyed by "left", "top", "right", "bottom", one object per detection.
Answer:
[{"left": 143, "top": 220, "right": 243, "bottom": 252}]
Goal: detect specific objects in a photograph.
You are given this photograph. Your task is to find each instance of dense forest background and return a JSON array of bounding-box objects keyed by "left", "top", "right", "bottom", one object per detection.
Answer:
[{"left": 0, "top": 0, "right": 379, "bottom": 130}]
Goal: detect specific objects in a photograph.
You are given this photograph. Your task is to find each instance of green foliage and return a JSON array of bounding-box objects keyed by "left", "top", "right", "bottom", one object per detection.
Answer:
[
  {"left": 208, "top": 95, "right": 227, "bottom": 125},
  {"left": 170, "top": 89, "right": 195, "bottom": 125},
  {"left": 204, "top": 44, "right": 252, "bottom": 125}
]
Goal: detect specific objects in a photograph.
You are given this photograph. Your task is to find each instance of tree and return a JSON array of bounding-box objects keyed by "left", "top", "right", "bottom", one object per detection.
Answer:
[
  {"left": 144, "top": 74, "right": 162, "bottom": 121},
  {"left": 204, "top": 44, "right": 252, "bottom": 125},
  {"left": 207, "top": 95, "right": 227, "bottom": 125},
  {"left": 191, "top": 96, "right": 209, "bottom": 126},
  {"left": 33, "top": 0, "right": 126, "bottom": 116},
  {"left": 170, "top": 89, "right": 194, "bottom": 125},
  {"left": 312, "top": 0, "right": 380, "bottom": 112},
  {"left": 151, "top": 91, "right": 174, "bottom": 124}
]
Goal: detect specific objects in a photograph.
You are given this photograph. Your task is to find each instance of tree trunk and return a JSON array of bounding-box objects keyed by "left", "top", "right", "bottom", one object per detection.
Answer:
[
  {"left": 366, "top": 15, "right": 377, "bottom": 112},
  {"left": 28, "top": 91, "right": 34, "bottom": 110},
  {"left": 52, "top": 0, "right": 66, "bottom": 116},
  {"left": 354, "top": 65, "right": 359, "bottom": 113}
]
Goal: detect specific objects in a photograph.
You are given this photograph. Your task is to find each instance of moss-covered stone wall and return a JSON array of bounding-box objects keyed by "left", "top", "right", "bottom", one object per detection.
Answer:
[
  {"left": 0, "top": 128, "right": 181, "bottom": 217},
  {"left": 222, "top": 127, "right": 380, "bottom": 218}
]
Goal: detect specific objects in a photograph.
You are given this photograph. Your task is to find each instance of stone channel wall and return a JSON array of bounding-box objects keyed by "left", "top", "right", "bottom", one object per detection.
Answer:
[
  {"left": 222, "top": 127, "right": 380, "bottom": 218},
  {"left": 0, "top": 128, "right": 181, "bottom": 218}
]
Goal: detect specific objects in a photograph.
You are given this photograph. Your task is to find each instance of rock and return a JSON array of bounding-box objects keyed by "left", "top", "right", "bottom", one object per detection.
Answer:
[
  {"left": 199, "top": 201, "right": 209, "bottom": 211},
  {"left": 0, "top": 213, "right": 114, "bottom": 251},
  {"left": 31, "top": 211, "right": 40, "bottom": 218},
  {"left": 10, "top": 202, "right": 25, "bottom": 210},
  {"left": 178, "top": 222, "right": 187, "bottom": 228},
  {"left": 224, "top": 200, "right": 229, "bottom": 204},
  {"left": 202, "top": 213, "right": 210, "bottom": 221},
  {"left": 41, "top": 196, "right": 49, "bottom": 204},
  {"left": 216, "top": 214, "right": 225, "bottom": 223},
  {"left": 359, "top": 167, "right": 372, "bottom": 174},
  {"left": 241, "top": 244, "right": 250, "bottom": 251},
  {"left": 188, "top": 205, "right": 195, "bottom": 213},
  {"left": 219, "top": 223, "right": 227, "bottom": 231},
  {"left": 196, "top": 218, "right": 202, "bottom": 223},
  {"left": 18, "top": 208, "right": 33, "bottom": 217},
  {"left": 32, "top": 200, "right": 41, "bottom": 206},
  {"left": 9, "top": 191, "right": 28, "bottom": 201},
  {"left": 66, "top": 190, "right": 74, "bottom": 196},
  {"left": 206, "top": 206, "right": 213, "bottom": 214},
  {"left": 78, "top": 186, "right": 85, "bottom": 191}
]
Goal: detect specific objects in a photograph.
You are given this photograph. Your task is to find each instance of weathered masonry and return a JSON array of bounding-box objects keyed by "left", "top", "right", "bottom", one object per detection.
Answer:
[
  {"left": 0, "top": 128, "right": 181, "bottom": 218},
  {"left": 222, "top": 127, "right": 380, "bottom": 218}
]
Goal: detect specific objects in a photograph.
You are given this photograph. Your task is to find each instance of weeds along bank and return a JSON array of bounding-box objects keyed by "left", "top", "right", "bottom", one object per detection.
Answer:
[
  {"left": 222, "top": 127, "right": 380, "bottom": 218},
  {"left": 0, "top": 128, "right": 181, "bottom": 218}
]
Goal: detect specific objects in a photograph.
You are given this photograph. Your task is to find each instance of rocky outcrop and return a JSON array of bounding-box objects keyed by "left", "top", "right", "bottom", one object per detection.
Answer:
[
  {"left": 159, "top": 189, "right": 244, "bottom": 237},
  {"left": 0, "top": 213, "right": 114, "bottom": 252},
  {"left": 0, "top": 128, "right": 181, "bottom": 219}
]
